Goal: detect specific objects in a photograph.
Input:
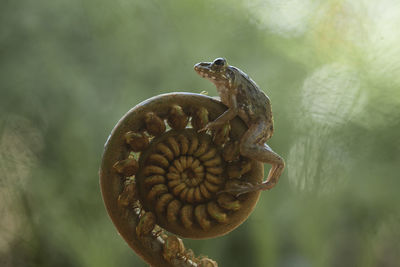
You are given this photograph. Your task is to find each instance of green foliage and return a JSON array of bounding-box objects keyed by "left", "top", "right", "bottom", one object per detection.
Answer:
[{"left": 1, "top": 0, "right": 400, "bottom": 266}]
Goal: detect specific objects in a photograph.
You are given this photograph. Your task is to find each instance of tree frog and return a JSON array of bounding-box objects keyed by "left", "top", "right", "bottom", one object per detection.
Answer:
[{"left": 194, "top": 58, "right": 285, "bottom": 195}]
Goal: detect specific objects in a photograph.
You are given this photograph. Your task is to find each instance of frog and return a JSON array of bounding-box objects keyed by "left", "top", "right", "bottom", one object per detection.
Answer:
[{"left": 194, "top": 57, "right": 285, "bottom": 195}]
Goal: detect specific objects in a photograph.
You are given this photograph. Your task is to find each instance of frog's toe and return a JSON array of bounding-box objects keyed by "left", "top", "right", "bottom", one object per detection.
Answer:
[
  {"left": 220, "top": 181, "right": 258, "bottom": 197},
  {"left": 197, "top": 126, "right": 208, "bottom": 133},
  {"left": 198, "top": 123, "right": 212, "bottom": 133}
]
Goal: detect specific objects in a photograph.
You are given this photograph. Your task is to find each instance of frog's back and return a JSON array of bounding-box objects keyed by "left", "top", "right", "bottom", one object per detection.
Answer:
[{"left": 234, "top": 67, "right": 272, "bottom": 123}]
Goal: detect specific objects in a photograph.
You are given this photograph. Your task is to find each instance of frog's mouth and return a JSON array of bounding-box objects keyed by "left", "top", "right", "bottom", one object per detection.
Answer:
[{"left": 194, "top": 63, "right": 220, "bottom": 81}]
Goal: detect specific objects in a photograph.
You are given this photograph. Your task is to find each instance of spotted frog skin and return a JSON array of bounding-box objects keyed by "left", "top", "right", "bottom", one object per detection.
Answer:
[{"left": 194, "top": 58, "right": 285, "bottom": 195}]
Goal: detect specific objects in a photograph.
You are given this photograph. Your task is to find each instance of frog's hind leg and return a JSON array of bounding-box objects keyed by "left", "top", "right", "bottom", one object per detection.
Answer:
[{"left": 236, "top": 123, "right": 285, "bottom": 194}]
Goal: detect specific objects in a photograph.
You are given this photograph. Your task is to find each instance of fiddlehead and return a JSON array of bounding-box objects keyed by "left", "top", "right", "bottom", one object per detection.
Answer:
[{"left": 100, "top": 93, "right": 263, "bottom": 266}]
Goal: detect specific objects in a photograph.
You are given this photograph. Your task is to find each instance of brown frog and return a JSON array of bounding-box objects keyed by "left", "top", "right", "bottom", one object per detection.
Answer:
[{"left": 194, "top": 58, "right": 285, "bottom": 195}]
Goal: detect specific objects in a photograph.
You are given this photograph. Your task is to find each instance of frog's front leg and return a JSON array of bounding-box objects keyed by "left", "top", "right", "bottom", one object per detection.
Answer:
[
  {"left": 227, "top": 122, "right": 285, "bottom": 196},
  {"left": 199, "top": 94, "right": 238, "bottom": 132}
]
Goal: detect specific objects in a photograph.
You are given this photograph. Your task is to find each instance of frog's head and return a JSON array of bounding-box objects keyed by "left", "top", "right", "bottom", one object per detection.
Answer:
[{"left": 194, "top": 58, "right": 235, "bottom": 87}]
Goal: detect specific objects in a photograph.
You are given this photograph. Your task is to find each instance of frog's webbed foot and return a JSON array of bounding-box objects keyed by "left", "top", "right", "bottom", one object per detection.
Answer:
[{"left": 220, "top": 181, "right": 268, "bottom": 197}]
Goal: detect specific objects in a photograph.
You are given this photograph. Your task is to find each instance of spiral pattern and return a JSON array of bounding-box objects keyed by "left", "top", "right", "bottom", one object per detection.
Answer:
[
  {"left": 109, "top": 101, "right": 257, "bottom": 239},
  {"left": 101, "top": 90, "right": 263, "bottom": 265},
  {"left": 137, "top": 129, "right": 241, "bottom": 231}
]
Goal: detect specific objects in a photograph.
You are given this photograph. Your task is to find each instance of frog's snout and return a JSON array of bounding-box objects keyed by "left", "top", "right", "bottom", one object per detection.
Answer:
[
  {"left": 194, "top": 63, "right": 204, "bottom": 76},
  {"left": 194, "top": 62, "right": 210, "bottom": 78},
  {"left": 194, "top": 62, "right": 206, "bottom": 71}
]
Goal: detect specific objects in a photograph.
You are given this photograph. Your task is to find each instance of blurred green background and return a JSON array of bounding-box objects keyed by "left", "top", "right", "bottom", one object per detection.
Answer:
[{"left": 1, "top": 0, "right": 400, "bottom": 266}]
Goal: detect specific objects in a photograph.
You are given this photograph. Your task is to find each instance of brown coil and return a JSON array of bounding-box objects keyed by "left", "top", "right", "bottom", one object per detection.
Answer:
[
  {"left": 100, "top": 93, "right": 264, "bottom": 266},
  {"left": 135, "top": 124, "right": 261, "bottom": 238}
]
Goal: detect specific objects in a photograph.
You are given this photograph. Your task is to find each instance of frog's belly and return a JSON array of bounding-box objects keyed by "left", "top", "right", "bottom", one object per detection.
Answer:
[{"left": 238, "top": 107, "right": 270, "bottom": 126}]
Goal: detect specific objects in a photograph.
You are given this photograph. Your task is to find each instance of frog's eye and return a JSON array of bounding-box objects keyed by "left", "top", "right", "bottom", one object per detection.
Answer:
[{"left": 213, "top": 58, "right": 226, "bottom": 67}]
